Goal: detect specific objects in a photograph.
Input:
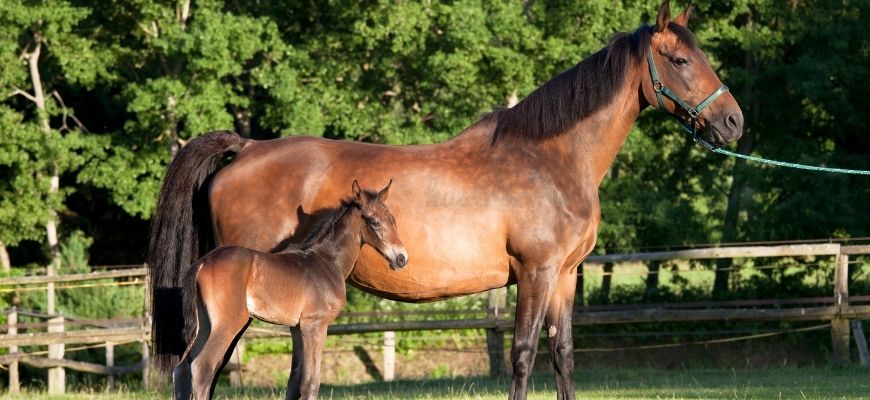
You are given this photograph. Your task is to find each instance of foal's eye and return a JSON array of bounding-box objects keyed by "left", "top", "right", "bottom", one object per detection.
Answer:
[{"left": 369, "top": 219, "right": 380, "bottom": 228}]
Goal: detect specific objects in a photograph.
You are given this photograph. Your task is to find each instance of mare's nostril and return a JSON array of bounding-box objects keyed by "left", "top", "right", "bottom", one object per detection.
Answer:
[
  {"left": 395, "top": 253, "right": 407, "bottom": 267},
  {"left": 726, "top": 113, "right": 739, "bottom": 130}
]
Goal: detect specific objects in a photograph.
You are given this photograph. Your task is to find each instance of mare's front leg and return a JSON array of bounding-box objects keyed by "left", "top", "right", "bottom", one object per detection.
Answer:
[
  {"left": 509, "top": 259, "right": 560, "bottom": 400},
  {"left": 544, "top": 267, "right": 579, "bottom": 400}
]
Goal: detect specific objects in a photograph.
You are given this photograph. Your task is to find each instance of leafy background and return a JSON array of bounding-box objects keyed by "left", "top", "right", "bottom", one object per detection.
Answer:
[{"left": 0, "top": 0, "right": 869, "bottom": 385}]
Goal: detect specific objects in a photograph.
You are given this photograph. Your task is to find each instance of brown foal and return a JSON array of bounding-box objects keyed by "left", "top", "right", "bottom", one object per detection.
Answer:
[
  {"left": 172, "top": 181, "right": 407, "bottom": 400},
  {"left": 150, "top": 2, "right": 744, "bottom": 399}
]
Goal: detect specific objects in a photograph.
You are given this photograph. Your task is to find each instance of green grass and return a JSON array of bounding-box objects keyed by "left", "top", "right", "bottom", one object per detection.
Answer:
[{"left": 5, "top": 368, "right": 868, "bottom": 399}]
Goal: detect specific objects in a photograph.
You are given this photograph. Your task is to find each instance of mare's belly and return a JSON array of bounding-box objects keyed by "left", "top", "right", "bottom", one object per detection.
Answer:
[{"left": 348, "top": 225, "right": 511, "bottom": 302}]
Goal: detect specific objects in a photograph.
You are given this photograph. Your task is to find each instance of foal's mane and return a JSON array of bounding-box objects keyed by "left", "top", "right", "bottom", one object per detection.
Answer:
[
  {"left": 488, "top": 23, "right": 696, "bottom": 143},
  {"left": 291, "top": 193, "right": 373, "bottom": 255}
]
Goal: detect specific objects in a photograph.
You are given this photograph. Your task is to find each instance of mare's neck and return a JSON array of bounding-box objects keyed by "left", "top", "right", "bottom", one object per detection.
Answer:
[
  {"left": 312, "top": 206, "right": 364, "bottom": 279},
  {"left": 556, "top": 71, "right": 644, "bottom": 186}
]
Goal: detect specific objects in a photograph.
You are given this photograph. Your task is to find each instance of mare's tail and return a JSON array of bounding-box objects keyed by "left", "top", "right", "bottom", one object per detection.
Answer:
[{"left": 147, "top": 131, "right": 247, "bottom": 373}]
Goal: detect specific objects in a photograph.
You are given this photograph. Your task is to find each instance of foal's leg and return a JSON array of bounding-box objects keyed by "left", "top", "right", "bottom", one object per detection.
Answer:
[
  {"left": 298, "top": 321, "right": 329, "bottom": 400},
  {"left": 544, "top": 268, "right": 579, "bottom": 400},
  {"left": 284, "top": 326, "right": 304, "bottom": 400},
  {"left": 189, "top": 314, "right": 250, "bottom": 399},
  {"left": 509, "top": 261, "right": 559, "bottom": 400},
  {"left": 173, "top": 295, "right": 211, "bottom": 400},
  {"left": 187, "top": 277, "right": 251, "bottom": 400}
]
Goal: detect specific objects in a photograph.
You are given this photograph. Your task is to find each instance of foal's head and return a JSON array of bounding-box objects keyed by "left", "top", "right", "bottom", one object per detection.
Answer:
[{"left": 351, "top": 180, "right": 408, "bottom": 271}]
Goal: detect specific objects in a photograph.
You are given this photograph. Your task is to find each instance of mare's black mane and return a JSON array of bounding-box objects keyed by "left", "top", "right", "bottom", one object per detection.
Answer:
[{"left": 488, "top": 23, "right": 697, "bottom": 143}]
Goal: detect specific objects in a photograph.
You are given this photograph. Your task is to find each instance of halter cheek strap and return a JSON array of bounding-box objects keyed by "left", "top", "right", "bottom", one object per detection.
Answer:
[{"left": 647, "top": 44, "right": 729, "bottom": 151}]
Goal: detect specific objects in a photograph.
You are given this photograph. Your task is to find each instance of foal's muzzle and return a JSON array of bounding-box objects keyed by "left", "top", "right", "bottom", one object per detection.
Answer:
[{"left": 387, "top": 249, "right": 409, "bottom": 271}]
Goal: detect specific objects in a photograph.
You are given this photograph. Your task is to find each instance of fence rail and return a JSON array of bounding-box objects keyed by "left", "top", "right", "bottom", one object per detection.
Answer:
[{"left": 1, "top": 242, "right": 868, "bottom": 393}]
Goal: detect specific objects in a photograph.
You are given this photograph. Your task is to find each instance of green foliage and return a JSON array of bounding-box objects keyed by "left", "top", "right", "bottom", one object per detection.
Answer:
[
  {"left": 55, "top": 281, "right": 144, "bottom": 319},
  {"left": 0, "top": 0, "right": 868, "bottom": 318},
  {"left": 0, "top": 0, "right": 109, "bottom": 247},
  {"left": 59, "top": 229, "right": 93, "bottom": 272}
]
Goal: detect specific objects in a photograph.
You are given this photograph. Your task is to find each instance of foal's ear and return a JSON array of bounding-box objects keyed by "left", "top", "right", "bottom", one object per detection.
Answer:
[
  {"left": 352, "top": 180, "right": 363, "bottom": 200},
  {"left": 674, "top": 2, "right": 693, "bottom": 27},
  {"left": 656, "top": 0, "right": 671, "bottom": 33},
  {"left": 377, "top": 179, "right": 393, "bottom": 202}
]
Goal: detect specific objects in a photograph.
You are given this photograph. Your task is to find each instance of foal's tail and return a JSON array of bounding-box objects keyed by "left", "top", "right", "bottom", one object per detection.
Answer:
[{"left": 147, "top": 131, "right": 248, "bottom": 373}]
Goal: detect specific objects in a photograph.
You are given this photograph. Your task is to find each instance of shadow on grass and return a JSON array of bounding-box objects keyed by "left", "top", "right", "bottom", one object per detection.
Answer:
[
  {"left": 213, "top": 368, "right": 870, "bottom": 400},
  {"left": 216, "top": 374, "right": 530, "bottom": 399}
]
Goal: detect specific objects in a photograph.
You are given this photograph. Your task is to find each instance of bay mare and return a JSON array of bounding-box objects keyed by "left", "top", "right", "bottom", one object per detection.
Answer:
[
  {"left": 148, "top": 2, "right": 744, "bottom": 399},
  {"left": 173, "top": 181, "right": 406, "bottom": 399}
]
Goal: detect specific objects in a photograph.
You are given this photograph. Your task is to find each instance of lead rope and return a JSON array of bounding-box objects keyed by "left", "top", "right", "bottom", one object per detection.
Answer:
[
  {"left": 646, "top": 44, "right": 870, "bottom": 176},
  {"left": 709, "top": 146, "right": 870, "bottom": 175}
]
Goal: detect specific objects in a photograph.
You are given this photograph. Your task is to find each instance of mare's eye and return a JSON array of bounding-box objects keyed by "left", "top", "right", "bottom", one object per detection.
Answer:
[{"left": 673, "top": 57, "right": 689, "bottom": 66}]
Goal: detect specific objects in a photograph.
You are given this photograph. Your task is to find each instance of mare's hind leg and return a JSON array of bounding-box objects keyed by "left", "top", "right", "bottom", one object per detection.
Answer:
[
  {"left": 298, "top": 321, "right": 329, "bottom": 400},
  {"left": 544, "top": 268, "right": 579, "bottom": 400},
  {"left": 284, "top": 327, "right": 304, "bottom": 400}
]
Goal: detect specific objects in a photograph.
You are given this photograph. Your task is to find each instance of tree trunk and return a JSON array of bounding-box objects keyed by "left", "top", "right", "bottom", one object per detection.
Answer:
[
  {"left": 0, "top": 240, "right": 10, "bottom": 273},
  {"left": 166, "top": 95, "right": 180, "bottom": 158},
  {"left": 713, "top": 17, "right": 759, "bottom": 299},
  {"left": 576, "top": 263, "right": 585, "bottom": 306},
  {"left": 600, "top": 262, "right": 613, "bottom": 304},
  {"left": 644, "top": 260, "right": 661, "bottom": 300},
  {"left": 27, "top": 38, "right": 61, "bottom": 313},
  {"left": 233, "top": 107, "right": 252, "bottom": 138},
  {"left": 713, "top": 134, "right": 754, "bottom": 298}
]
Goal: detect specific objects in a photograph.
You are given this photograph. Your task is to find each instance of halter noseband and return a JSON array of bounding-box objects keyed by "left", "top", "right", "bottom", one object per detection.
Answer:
[{"left": 647, "top": 44, "right": 729, "bottom": 151}]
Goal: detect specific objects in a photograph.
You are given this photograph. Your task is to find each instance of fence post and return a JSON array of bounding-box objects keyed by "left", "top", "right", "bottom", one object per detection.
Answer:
[
  {"left": 831, "top": 253, "right": 850, "bottom": 367},
  {"left": 48, "top": 316, "right": 66, "bottom": 394},
  {"left": 141, "top": 340, "right": 154, "bottom": 389},
  {"left": 7, "top": 306, "right": 19, "bottom": 395},
  {"left": 485, "top": 288, "right": 507, "bottom": 377},
  {"left": 852, "top": 321, "right": 869, "bottom": 367},
  {"left": 383, "top": 331, "right": 395, "bottom": 382},
  {"left": 106, "top": 341, "right": 115, "bottom": 390},
  {"left": 47, "top": 262, "right": 56, "bottom": 315}
]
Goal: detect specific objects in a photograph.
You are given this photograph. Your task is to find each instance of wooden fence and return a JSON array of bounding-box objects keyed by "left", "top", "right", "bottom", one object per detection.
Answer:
[{"left": 0, "top": 243, "right": 868, "bottom": 393}]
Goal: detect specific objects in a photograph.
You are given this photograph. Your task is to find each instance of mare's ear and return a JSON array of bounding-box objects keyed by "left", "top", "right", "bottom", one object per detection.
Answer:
[
  {"left": 674, "top": 2, "right": 693, "bottom": 27},
  {"left": 352, "top": 180, "right": 363, "bottom": 201},
  {"left": 656, "top": 0, "right": 671, "bottom": 33},
  {"left": 377, "top": 179, "right": 393, "bottom": 202}
]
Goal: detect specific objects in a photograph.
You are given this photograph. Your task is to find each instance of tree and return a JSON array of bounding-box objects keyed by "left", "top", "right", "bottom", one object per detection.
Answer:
[{"left": 0, "top": 2, "right": 111, "bottom": 275}]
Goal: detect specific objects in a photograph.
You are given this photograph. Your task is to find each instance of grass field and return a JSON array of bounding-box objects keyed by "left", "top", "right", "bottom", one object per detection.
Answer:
[{"left": 7, "top": 367, "right": 868, "bottom": 399}]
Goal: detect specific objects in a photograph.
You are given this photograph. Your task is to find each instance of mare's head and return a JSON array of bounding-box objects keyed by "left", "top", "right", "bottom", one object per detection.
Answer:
[
  {"left": 643, "top": 0, "right": 743, "bottom": 146},
  {"left": 351, "top": 180, "right": 408, "bottom": 271}
]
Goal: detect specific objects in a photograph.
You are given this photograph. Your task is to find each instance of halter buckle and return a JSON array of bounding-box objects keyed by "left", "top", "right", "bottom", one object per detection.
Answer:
[
  {"left": 692, "top": 126, "right": 717, "bottom": 151},
  {"left": 694, "top": 136, "right": 717, "bottom": 151},
  {"left": 688, "top": 108, "right": 699, "bottom": 118},
  {"left": 653, "top": 81, "right": 664, "bottom": 93}
]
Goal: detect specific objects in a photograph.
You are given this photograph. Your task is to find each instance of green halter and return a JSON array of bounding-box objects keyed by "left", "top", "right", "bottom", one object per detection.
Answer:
[{"left": 647, "top": 44, "right": 730, "bottom": 151}]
